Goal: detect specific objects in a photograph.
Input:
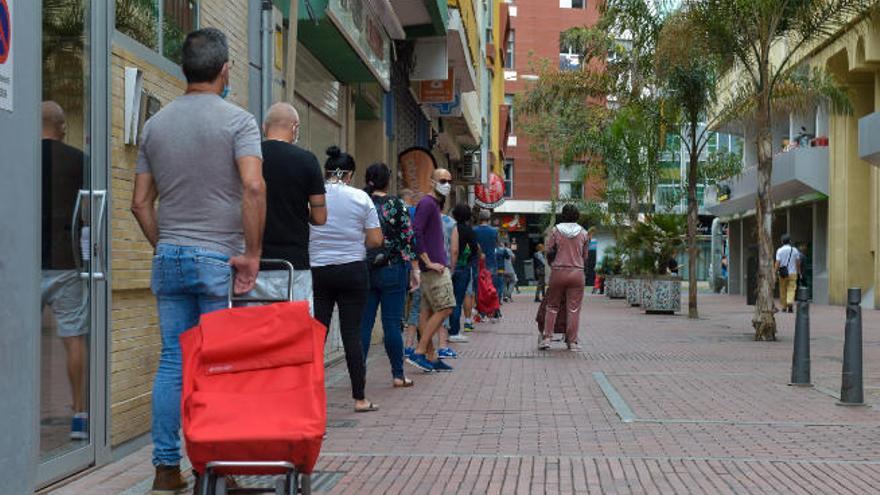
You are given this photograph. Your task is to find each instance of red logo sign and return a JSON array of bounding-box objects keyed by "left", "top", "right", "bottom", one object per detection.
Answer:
[{"left": 474, "top": 173, "right": 505, "bottom": 209}]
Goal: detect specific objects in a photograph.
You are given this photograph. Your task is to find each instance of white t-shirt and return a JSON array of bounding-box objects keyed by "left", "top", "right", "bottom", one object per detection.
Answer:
[
  {"left": 309, "top": 182, "right": 380, "bottom": 267},
  {"left": 775, "top": 245, "right": 800, "bottom": 275}
]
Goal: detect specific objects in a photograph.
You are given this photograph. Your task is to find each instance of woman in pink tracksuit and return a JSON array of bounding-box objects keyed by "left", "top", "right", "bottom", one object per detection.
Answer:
[{"left": 540, "top": 204, "right": 591, "bottom": 351}]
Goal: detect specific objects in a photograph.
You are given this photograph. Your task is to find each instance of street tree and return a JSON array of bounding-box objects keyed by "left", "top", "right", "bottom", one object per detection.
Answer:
[{"left": 689, "top": 0, "right": 872, "bottom": 340}]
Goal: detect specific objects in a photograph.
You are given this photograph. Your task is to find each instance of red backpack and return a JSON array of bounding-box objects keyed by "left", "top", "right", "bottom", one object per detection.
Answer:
[{"left": 476, "top": 258, "right": 500, "bottom": 315}]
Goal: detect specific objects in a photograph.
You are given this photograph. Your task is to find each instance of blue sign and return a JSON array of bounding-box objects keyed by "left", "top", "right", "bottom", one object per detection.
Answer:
[{"left": 0, "top": 0, "right": 10, "bottom": 64}]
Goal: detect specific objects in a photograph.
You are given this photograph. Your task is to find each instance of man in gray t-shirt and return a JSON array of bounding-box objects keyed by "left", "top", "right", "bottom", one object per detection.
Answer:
[{"left": 130, "top": 28, "right": 266, "bottom": 492}]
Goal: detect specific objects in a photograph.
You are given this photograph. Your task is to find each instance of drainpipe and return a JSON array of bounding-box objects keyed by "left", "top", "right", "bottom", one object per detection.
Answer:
[{"left": 261, "top": 0, "right": 274, "bottom": 119}]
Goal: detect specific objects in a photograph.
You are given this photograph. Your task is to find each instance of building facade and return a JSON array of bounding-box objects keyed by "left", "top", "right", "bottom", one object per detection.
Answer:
[
  {"left": 710, "top": 15, "right": 880, "bottom": 309},
  {"left": 0, "top": 0, "right": 487, "bottom": 491}
]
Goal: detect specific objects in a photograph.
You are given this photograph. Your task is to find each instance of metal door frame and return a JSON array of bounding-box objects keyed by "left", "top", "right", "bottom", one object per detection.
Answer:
[{"left": 36, "top": 0, "right": 112, "bottom": 487}]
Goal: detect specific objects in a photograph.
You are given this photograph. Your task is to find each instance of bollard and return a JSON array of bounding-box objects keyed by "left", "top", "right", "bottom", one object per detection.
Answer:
[
  {"left": 837, "top": 288, "right": 865, "bottom": 406},
  {"left": 789, "top": 287, "right": 812, "bottom": 387}
]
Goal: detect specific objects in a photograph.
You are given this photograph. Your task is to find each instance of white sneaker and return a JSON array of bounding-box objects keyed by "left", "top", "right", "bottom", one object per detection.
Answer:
[{"left": 448, "top": 334, "right": 470, "bottom": 343}]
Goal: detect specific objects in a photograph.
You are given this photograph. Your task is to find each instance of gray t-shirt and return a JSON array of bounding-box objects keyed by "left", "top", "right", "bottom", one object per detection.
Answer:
[{"left": 136, "top": 93, "right": 262, "bottom": 256}]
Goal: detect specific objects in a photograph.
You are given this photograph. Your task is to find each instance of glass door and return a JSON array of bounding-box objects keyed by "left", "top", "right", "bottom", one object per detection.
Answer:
[{"left": 38, "top": 0, "right": 108, "bottom": 484}]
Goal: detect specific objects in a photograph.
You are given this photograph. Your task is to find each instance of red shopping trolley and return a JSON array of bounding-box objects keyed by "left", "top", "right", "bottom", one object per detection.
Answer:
[{"left": 180, "top": 260, "right": 326, "bottom": 495}]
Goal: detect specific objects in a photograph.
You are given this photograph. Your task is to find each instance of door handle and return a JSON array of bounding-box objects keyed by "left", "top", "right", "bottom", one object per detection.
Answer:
[{"left": 92, "top": 190, "right": 108, "bottom": 281}]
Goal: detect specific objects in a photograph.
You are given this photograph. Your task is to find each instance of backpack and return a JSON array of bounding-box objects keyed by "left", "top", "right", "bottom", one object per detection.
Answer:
[{"left": 366, "top": 196, "right": 394, "bottom": 268}]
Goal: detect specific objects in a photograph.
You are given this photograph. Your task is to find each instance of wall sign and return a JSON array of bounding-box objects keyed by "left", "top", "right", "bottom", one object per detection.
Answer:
[
  {"left": 475, "top": 173, "right": 506, "bottom": 209},
  {"left": 399, "top": 147, "right": 437, "bottom": 195},
  {"left": 419, "top": 68, "right": 455, "bottom": 103},
  {"left": 0, "top": 0, "right": 12, "bottom": 112},
  {"left": 327, "top": 0, "right": 391, "bottom": 91}
]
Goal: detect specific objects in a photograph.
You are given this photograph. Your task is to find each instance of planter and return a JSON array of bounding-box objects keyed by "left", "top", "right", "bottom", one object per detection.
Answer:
[
  {"left": 641, "top": 276, "right": 682, "bottom": 314},
  {"left": 625, "top": 277, "right": 643, "bottom": 307},
  {"left": 607, "top": 276, "right": 625, "bottom": 299}
]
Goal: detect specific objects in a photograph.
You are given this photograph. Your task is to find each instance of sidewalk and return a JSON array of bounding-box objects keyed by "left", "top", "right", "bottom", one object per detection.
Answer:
[{"left": 50, "top": 294, "right": 880, "bottom": 494}]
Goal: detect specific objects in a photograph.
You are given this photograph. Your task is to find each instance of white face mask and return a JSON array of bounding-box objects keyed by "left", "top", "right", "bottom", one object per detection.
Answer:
[{"left": 435, "top": 181, "right": 452, "bottom": 196}]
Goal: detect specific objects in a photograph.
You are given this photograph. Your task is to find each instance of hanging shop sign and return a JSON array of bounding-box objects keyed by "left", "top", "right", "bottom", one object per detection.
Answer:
[
  {"left": 424, "top": 92, "right": 462, "bottom": 118},
  {"left": 475, "top": 173, "right": 506, "bottom": 209},
  {"left": 399, "top": 147, "right": 437, "bottom": 195},
  {"left": 419, "top": 67, "right": 455, "bottom": 104},
  {"left": 327, "top": 0, "right": 391, "bottom": 90},
  {"left": 0, "top": 0, "right": 13, "bottom": 112}
]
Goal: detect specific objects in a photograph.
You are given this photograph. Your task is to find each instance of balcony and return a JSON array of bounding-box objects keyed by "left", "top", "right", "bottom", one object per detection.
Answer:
[
  {"left": 858, "top": 111, "right": 880, "bottom": 166},
  {"left": 708, "top": 146, "right": 829, "bottom": 217}
]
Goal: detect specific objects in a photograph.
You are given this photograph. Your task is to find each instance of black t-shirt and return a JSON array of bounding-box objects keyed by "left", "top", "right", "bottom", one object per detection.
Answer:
[
  {"left": 455, "top": 223, "right": 480, "bottom": 267},
  {"left": 42, "top": 139, "right": 85, "bottom": 270},
  {"left": 260, "top": 140, "right": 326, "bottom": 269}
]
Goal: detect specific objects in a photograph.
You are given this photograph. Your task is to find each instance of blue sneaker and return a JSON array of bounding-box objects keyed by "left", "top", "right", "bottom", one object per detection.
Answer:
[
  {"left": 438, "top": 347, "right": 459, "bottom": 359},
  {"left": 404, "top": 347, "right": 414, "bottom": 358},
  {"left": 431, "top": 359, "right": 454, "bottom": 372},
  {"left": 70, "top": 412, "right": 88, "bottom": 440},
  {"left": 463, "top": 322, "right": 475, "bottom": 332},
  {"left": 406, "top": 353, "right": 434, "bottom": 372}
]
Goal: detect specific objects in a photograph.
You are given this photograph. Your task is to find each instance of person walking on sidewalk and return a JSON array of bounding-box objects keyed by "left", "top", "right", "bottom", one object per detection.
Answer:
[
  {"left": 448, "top": 203, "right": 481, "bottom": 344},
  {"left": 359, "top": 163, "right": 419, "bottom": 388},
  {"left": 533, "top": 243, "right": 547, "bottom": 302},
  {"left": 130, "top": 28, "right": 266, "bottom": 493},
  {"left": 474, "top": 209, "right": 501, "bottom": 319},
  {"left": 310, "top": 147, "right": 383, "bottom": 412},
  {"left": 252, "top": 102, "right": 326, "bottom": 309},
  {"left": 541, "top": 205, "right": 591, "bottom": 352},
  {"left": 775, "top": 234, "right": 801, "bottom": 313},
  {"left": 500, "top": 242, "right": 517, "bottom": 301},
  {"left": 407, "top": 169, "right": 457, "bottom": 373}
]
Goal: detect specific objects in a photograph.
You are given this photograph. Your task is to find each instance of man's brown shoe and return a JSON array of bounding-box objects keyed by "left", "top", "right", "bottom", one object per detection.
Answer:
[{"left": 151, "top": 465, "right": 188, "bottom": 494}]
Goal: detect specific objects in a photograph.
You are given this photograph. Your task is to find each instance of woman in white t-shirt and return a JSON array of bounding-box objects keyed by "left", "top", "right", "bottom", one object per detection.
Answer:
[{"left": 310, "top": 146, "right": 383, "bottom": 412}]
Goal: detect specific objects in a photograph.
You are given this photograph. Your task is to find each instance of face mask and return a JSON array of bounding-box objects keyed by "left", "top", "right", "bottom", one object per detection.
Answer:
[
  {"left": 220, "top": 84, "right": 231, "bottom": 99},
  {"left": 435, "top": 182, "right": 452, "bottom": 196}
]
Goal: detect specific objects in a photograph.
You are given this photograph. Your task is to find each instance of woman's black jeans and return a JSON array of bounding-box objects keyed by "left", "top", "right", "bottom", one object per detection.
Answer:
[{"left": 312, "top": 261, "right": 369, "bottom": 401}]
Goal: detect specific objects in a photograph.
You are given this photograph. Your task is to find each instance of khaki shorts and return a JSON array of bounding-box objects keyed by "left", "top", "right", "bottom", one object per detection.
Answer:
[{"left": 420, "top": 269, "right": 455, "bottom": 313}]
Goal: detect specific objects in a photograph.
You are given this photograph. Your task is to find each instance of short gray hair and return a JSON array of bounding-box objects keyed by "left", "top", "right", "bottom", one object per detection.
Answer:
[{"left": 182, "top": 28, "right": 229, "bottom": 84}]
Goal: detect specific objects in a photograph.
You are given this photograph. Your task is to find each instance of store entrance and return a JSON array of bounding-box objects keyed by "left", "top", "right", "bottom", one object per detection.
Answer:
[{"left": 38, "top": 0, "right": 109, "bottom": 486}]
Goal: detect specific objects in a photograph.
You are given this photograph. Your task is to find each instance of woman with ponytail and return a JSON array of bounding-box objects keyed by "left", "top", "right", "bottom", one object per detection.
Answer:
[
  {"left": 359, "top": 163, "right": 420, "bottom": 388},
  {"left": 310, "top": 146, "right": 384, "bottom": 412}
]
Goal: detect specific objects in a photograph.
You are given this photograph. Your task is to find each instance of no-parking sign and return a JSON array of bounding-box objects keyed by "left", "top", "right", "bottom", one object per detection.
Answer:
[{"left": 0, "top": 0, "right": 12, "bottom": 112}]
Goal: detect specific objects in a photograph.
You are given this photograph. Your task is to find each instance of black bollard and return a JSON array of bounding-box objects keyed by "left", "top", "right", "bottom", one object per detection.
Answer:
[
  {"left": 838, "top": 288, "right": 865, "bottom": 406},
  {"left": 789, "top": 287, "right": 812, "bottom": 387}
]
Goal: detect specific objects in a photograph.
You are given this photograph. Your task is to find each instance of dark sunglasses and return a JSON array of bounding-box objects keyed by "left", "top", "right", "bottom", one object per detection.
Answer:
[{"left": 435, "top": 179, "right": 452, "bottom": 185}]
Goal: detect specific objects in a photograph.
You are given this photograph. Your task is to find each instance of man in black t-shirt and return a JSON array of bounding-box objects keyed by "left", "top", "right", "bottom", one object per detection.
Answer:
[{"left": 254, "top": 103, "right": 327, "bottom": 309}]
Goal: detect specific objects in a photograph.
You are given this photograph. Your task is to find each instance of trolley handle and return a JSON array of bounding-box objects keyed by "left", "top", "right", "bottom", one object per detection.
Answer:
[{"left": 228, "top": 258, "right": 296, "bottom": 308}]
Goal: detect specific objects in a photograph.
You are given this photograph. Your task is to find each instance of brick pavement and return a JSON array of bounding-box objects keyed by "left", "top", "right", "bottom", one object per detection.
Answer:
[{"left": 48, "top": 293, "right": 880, "bottom": 494}]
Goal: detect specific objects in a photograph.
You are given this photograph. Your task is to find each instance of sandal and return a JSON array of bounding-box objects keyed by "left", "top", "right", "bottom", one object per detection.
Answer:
[
  {"left": 354, "top": 401, "right": 379, "bottom": 413},
  {"left": 393, "top": 377, "right": 414, "bottom": 388}
]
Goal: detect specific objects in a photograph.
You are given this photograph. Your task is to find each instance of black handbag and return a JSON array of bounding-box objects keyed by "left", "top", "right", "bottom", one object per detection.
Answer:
[{"left": 366, "top": 196, "right": 392, "bottom": 269}]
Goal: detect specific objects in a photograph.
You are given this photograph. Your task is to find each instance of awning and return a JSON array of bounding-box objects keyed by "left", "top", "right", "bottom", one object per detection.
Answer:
[{"left": 708, "top": 146, "right": 829, "bottom": 218}]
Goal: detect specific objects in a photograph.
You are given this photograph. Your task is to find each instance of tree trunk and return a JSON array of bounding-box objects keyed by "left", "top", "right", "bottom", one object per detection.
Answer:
[
  {"left": 548, "top": 152, "right": 558, "bottom": 225},
  {"left": 753, "top": 102, "right": 777, "bottom": 341},
  {"left": 628, "top": 189, "right": 639, "bottom": 224},
  {"left": 686, "top": 123, "right": 699, "bottom": 319}
]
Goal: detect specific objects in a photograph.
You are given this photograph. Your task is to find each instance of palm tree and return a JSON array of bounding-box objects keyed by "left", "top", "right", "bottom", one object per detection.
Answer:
[{"left": 690, "top": 0, "right": 873, "bottom": 340}]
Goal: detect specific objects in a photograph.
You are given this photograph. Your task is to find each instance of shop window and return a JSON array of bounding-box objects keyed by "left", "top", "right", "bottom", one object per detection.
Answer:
[
  {"left": 560, "top": 0, "right": 586, "bottom": 8},
  {"left": 504, "top": 30, "right": 515, "bottom": 69},
  {"left": 503, "top": 159, "right": 514, "bottom": 198},
  {"left": 115, "top": 0, "right": 198, "bottom": 65}
]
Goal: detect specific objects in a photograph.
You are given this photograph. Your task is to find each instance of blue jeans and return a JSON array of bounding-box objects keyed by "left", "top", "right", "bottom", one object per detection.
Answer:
[
  {"left": 493, "top": 274, "right": 504, "bottom": 305},
  {"left": 449, "top": 263, "right": 476, "bottom": 335},
  {"left": 150, "top": 244, "right": 231, "bottom": 467},
  {"left": 360, "top": 262, "right": 408, "bottom": 380}
]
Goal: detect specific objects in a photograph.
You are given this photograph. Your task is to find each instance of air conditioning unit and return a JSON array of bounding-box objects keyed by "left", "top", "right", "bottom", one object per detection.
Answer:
[{"left": 459, "top": 152, "right": 478, "bottom": 181}]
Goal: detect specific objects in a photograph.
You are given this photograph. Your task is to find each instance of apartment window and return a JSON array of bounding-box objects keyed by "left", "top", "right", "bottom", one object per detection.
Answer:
[
  {"left": 560, "top": 0, "right": 586, "bottom": 8},
  {"left": 504, "top": 30, "right": 515, "bottom": 69},
  {"left": 503, "top": 159, "right": 514, "bottom": 198},
  {"left": 504, "top": 94, "right": 515, "bottom": 135},
  {"left": 116, "top": 0, "right": 199, "bottom": 65},
  {"left": 559, "top": 34, "right": 581, "bottom": 71},
  {"left": 559, "top": 164, "right": 583, "bottom": 199}
]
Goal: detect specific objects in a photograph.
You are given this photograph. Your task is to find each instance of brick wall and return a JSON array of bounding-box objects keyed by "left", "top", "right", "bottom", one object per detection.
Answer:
[
  {"left": 504, "top": 0, "right": 600, "bottom": 201},
  {"left": 108, "top": 0, "right": 252, "bottom": 446}
]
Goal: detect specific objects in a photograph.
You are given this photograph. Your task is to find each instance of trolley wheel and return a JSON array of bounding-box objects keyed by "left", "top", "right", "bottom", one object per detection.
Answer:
[{"left": 300, "top": 474, "right": 311, "bottom": 495}]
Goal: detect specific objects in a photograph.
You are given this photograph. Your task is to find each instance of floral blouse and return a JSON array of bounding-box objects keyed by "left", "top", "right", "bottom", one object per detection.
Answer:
[{"left": 372, "top": 194, "right": 416, "bottom": 264}]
